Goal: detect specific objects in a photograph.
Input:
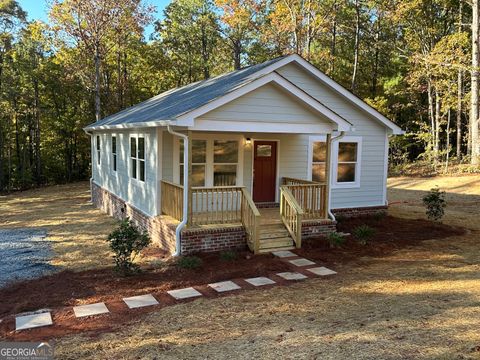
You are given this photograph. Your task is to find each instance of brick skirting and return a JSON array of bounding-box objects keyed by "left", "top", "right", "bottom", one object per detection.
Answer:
[
  {"left": 332, "top": 205, "right": 388, "bottom": 218},
  {"left": 302, "top": 219, "right": 337, "bottom": 239}
]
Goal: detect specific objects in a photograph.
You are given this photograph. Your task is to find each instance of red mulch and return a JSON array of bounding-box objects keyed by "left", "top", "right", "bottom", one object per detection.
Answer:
[
  {"left": 0, "top": 215, "right": 465, "bottom": 341},
  {"left": 296, "top": 215, "right": 465, "bottom": 265}
]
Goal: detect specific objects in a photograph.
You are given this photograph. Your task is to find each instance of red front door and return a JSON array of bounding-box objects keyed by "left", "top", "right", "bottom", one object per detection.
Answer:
[{"left": 253, "top": 141, "right": 277, "bottom": 202}]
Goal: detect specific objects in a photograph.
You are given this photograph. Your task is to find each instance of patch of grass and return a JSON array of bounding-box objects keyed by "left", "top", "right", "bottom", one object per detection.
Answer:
[
  {"left": 327, "top": 232, "right": 345, "bottom": 248},
  {"left": 352, "top": 224, "right": 376, "bottom": 245},
  {"left": 219, "top": 250, "right": 238, "bottom": 261},
  {"left": 176, "top": 256, "right": 202, "bottom": 269}
]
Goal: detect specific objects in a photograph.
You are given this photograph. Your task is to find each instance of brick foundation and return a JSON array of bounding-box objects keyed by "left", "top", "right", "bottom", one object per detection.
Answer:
[
  {"left": 332, "top": 205, "right": 388, "bottom": 218},
  {"left": 301, "top": 219, "right": 337, "bottom": 239}
]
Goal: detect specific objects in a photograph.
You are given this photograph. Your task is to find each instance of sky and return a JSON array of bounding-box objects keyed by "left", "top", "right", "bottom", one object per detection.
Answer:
[{"left": 17, "top": 0, "right": 171, "bottom": 38}]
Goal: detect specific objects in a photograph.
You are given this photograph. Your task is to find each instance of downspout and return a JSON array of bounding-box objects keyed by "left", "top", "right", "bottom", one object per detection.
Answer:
[
  {"left": 167, "top": 125, "right": 189, "bottom": 257},
  {"left": 327, "top": 131, "right": 346, "bottom": 221}
]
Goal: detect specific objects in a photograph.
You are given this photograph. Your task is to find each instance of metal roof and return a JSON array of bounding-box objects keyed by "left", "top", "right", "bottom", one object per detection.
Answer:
[{"left": 85, "top": 56, "right": 288, "bottom": 129}]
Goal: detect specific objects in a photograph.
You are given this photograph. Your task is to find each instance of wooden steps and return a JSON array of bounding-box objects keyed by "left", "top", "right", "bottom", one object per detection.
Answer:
[{"left": 257, "top": 222, "right": 294, "bottom": 253}]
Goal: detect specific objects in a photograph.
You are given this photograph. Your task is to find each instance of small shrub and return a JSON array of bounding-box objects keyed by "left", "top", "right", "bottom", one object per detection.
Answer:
[
  {"left": 422, "top": 187, "right": 446, "bottom": 222},
  {"left": 107, "top": 219, "right": 151, "bottom": 275},
  {"left": 372, "top": 211, "right": 387, "bottom": 221},
  {"left": 177, "top": 256, "right": 202, "bottom": 269},
  {"left": 327, "top": 232, "right": 345, "bottom": 248},
  {"left": 220, "top": 250, "right": 238, "bottom": 261},
  {"left": 353, "top": 224, "right": 376, "bottom": 245}
]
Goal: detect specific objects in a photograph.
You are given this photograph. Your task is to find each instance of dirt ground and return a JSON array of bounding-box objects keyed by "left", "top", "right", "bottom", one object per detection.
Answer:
[
  {"left": 46, "top": 174, "right": 479, "bottom": 360},
  {"left": 0, "top": 182, "right": 116, "bottom": 271}
]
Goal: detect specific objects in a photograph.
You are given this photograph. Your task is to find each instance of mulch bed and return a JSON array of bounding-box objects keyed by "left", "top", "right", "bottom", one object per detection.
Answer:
[
  {"left": 0, "top": 215, "right": 465, "bottom": 341},
  {"left": 297, "top": 215, "right": 465, "bottom": 264}
]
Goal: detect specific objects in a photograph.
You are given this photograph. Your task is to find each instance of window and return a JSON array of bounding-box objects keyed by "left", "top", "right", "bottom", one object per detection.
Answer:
[
  {"left": 337, "top": 142, "right": 358, "bottom": 183},
  {"left": 130, "top": 135, "right": 145, "bottom": 182},
  {"left": 96, "top": 135, "right": 100, "bottom": 165},
  {"left": 311, "top": 141, "right": 326, "bottom": 182},
  {"left": 176, "top": 138, "right": 241, "bottom": 187},
  {"left": 111, "top": 136, "right": 117, "bottom": 172},
  {"left": 138, "top": 137, "right": 145, "bottom": 181},
  {"left": 309, "top": 136, "right": 362, "bottom": 187},
  {"left": 179, "top": 139, "right": 206, "bottom": 187},
  {"left": 214, "top": 140, "right": 238, "bottom": 186},
  {"left": 130, "top": 137, "right": 137, "bottom": 179},
  {"left": 257, "top": 144, "right": 272, "bottom": 157}
]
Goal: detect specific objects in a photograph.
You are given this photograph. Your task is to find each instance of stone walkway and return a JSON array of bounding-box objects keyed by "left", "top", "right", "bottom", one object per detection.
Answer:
[{"left": 13, "top": 251, "right": 336, "bottom": 332}]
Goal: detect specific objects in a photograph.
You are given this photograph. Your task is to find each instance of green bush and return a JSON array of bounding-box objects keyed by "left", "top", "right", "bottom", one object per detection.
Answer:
[
  {"left": 372, "top": 211, "right": 387, "bottom": 221},
  {"left": 327, "top": 232, "right": 345, "bottom": 248},
  {"left": 422, "top": 187, "right": 446, "bottom": 222},
  {"left": 177, "top": 256, "right": 202, "bottom": 269},
  {"left": 220, "top": 250, "right": 238, "bottom": 261},
  {"left": 353, "top": 224, "right": 376, "bottom": 245},
  {"left": 107, "top": 219, "right": 151, "bottom": 275}
]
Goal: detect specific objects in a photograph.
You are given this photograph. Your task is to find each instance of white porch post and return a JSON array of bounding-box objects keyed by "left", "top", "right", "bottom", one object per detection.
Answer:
[{"left": 325, "top": 133, "right": 332, "bottom": 218}]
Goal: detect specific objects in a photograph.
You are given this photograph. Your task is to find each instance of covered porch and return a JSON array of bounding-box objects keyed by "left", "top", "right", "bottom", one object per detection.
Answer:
[{"left": 160, "top": 136, "right": 335, "bottom": 254}]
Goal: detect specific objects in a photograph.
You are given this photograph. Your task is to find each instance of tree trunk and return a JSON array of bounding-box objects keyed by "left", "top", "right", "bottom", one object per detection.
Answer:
[
  {"left": 351, "top": 0, "right": 361, "bottom": 93},
  {"left": 94, "top": 44, "right": 101, "bottom": 122},
  {"left": 434, "top": 90, "right": 441, "bottom": 167},
  {"left": 457, "top": 0, "right": 463, "bottom": 159},
  {"left": 33, "top": 78, "right": 42, "bottom": 185},
  {"left": 330, "top": 1, "right": 337, "bottom": 76},
  {"left": 427, "top": 80, "right": 435, "bottom": 154},
  {"left": 471, "top": 0, "right": 480, "bottom": 164},
  {"left": 233, "top": 38, "right": 241, "bottom": 70},
  {"left": 445, "top": 108, "right": 451, "bottom": 172}
]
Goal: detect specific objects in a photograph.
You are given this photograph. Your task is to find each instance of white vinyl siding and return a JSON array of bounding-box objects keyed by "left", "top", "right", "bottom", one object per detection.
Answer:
[
  {"left": 197, "top": 83, "right": 333, "bottom": 126},
  {"left": 276, "top": 62, "right": 388, "bottom": 208},
  {"left": 91, "top": 128, "right": 159, "bottom": 216}
]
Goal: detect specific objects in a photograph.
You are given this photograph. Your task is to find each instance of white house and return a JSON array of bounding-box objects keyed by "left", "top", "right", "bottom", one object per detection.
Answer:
[{"left": 84, "top": 54, "right": 403, "bottom": 256}]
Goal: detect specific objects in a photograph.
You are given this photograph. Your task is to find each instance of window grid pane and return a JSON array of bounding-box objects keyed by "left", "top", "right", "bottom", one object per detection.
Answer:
[
  {"left": 138, "top": 137, "right": 145, "bottom": 160},
  {"left": 139, "top": 160, "right": 145, "bottom": 181},
  {"left": 312, "top": 142, "right": 326, "bottom": 162},
  {"left": 214, "top": 140, "right": 238, "bottom": 163}
]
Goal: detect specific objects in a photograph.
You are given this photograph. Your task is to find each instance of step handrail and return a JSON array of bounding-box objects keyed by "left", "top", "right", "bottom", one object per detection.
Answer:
[
  {"left": 240, "top": 188, "right": 261, "bottom": 254},
  {"left": 279, "top": 185, "right": 304, "bottom": 248}
]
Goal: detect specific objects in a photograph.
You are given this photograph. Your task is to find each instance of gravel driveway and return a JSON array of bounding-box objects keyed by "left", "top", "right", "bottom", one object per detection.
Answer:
[{"left": 0, "top": 228, "right": 56, "bottom": 288}]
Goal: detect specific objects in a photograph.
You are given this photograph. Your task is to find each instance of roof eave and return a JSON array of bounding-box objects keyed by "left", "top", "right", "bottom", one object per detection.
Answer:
[{"left": 83, "top": 119, "right": 175, "bottom": 131}]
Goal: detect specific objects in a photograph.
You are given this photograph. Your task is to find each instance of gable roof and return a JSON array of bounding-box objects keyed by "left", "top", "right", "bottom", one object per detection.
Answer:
[{"left": 84, "top": 54, "right": 403, "bottom": 134}]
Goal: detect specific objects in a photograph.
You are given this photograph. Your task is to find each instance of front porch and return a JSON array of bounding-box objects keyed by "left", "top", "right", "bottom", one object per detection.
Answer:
[{"left": 160, "top": 177, "right": 336, "bottom": 254}]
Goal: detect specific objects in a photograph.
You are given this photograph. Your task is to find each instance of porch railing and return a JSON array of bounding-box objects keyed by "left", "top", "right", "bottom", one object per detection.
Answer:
[
  {"left": 190, "top": 186, "right": 243, "bottom": 225},
  {"left": 281, "top": 177, "right": 328, "bottom": 220},
  {"left": 160, "top": 182, "right": 261, "bottom": 252},
  {"left": 161, "top": 180, "right": 184, "bottom": 221},
  {"left": 280, "top": 186, "right": 303, "bottom": 248}
]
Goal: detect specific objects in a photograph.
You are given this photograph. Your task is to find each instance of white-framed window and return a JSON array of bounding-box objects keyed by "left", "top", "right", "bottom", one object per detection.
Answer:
[
  {"left": 174, "top": 135, "right": 243, "bottom": 187},
  {"left": 179, "top": 139, "right": 206, "bottom": 187},
  {"left": 96, "top": 135, "right": 100, "bottom": 165},
  {"left": 111, "top": 135, "right": 117, "bottom": 172},
  {"left": 308, "top": 135, "right": 362, "bottom": 188},
  {"left": 311, "top": 141, "right": 327, "bottom": 182},
  {"left": 213, "top": 140, "right": 238, "bottom": 186},
  {"left": 130, "top": 135, "right": 145, "bottom": 182},
  {"left": 336, "top": 142, "right": 358, "bottom": 184}
]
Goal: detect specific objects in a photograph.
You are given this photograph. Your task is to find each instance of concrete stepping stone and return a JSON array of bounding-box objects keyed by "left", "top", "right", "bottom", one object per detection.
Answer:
[
  {"left": 245, "top": 277, "right": 276, "bottom": 287},
  {"left": 123, "top": 294, "right": 159, "bottom": 309},
  {"left": 272, "top": 250, "right": 296, "bottom": 258},
  {"left": 276, "top": 272, "right": 308, "bottom": 281},
  {"left": 73, "top": 302, "right": 109, "bottom": 318},
  {"left": 288, "top": 258, "right": 316, "bottom": 267},
  {"left": 208, "top": 280, "right": 241, "bottom": 293},
  {"left": 167, "top": 287, "right": 202, "bottom": 300},
  {"left": 16, "top": 312, "right": 53, "bottom": 331},
  {"left": 307, "top": 267, "right": 337, "bottom": 276}
]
